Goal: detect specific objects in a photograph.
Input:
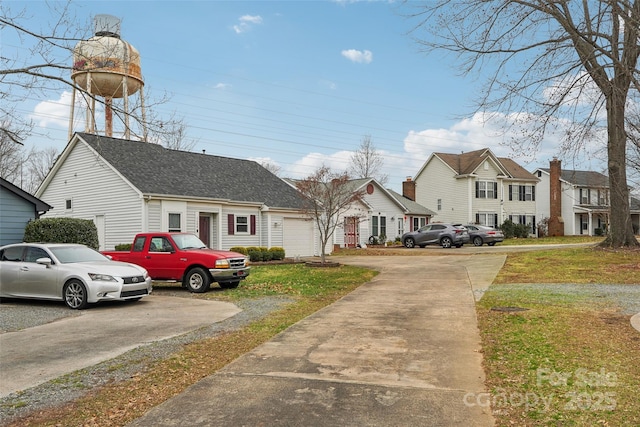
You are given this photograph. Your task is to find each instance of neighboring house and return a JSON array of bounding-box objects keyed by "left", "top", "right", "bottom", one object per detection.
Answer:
[
  {"left": 36, "top": 133, "right": 316, "bottom": 256},
  {"left": 412, "top": 148, "right": 539, "bottom": 232},
  {"left": 0, "top": 177, "right": 52, "bottom": 245},
  {"left": 285, "top": 177, "right": 434, "bottom": 248},
  {"left": 336, "top": 178, "right": 435, "bottom": 247},
  {"left": 533, "top": 158, "right": 640, "bottom": 236}
]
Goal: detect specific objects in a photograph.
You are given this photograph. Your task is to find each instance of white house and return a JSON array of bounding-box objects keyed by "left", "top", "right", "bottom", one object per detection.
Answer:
[
  {"left": 333, "top": 178, "right": 435, "bottom": 247},
  {"left": 533, "top": 158, "right": 640, "bottom": 236},
  {"left": 36, "top": 133, "right": 317, "bottom": 257},
  {"left": 412, "top": 148, "right": 539, "bottom": 232},
  {"left": 285, "top": 177, "right": 435, "bottom": 249}
]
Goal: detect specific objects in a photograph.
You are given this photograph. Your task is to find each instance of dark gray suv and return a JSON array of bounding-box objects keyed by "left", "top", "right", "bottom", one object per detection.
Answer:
[{"left": 402, "top": 223, "right": 470, "bottom": 248}]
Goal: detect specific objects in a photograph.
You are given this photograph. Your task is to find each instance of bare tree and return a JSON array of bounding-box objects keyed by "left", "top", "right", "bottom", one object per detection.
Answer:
[
  {"left": 295, "top": 166, "right": 365, "bottom": 264},
  {"left": 0, "top": 130, "right": 27, "bottom": 184},
  {"left": 0, "top": 132, "right": 59, "bottom": 192},
  {"left": 349, "top": 135, "right": 388, "bottom": 185},
  {"left": 25, "top": 146, "right": 59, "bottom": 193},
  {"left": 147, "top": 112, "right": 197, "bottom": 151},
  {"left": 406, "top": 0, "right": 640, "bottom": 248},
  {"left": 259, "top": 160, "right": 282, "bottom": 177}
]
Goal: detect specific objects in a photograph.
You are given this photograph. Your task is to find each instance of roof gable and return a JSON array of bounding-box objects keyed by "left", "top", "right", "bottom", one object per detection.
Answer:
[
  {"left": 75, "top": 133, "right": 305, "bottom": 209},
  {"left": 1, "top": 178, "right": 52, "bottom": 213},
  {"left": 415, "top": 148, "right": 537, "bottom": 181}
]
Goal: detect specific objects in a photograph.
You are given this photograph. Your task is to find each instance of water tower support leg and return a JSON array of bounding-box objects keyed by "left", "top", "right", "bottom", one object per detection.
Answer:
[{"left": 105, "top": 97, "right": 113, "bottom": 137}]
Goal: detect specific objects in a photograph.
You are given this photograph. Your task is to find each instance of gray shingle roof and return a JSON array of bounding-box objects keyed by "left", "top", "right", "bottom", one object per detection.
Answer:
[
  {"left": 539, "top": 168, "right": 609, "bottom": 187},
  {"left": 77, "top": 133, "right": 305, "bottom": 209},
  {"left": 386, "top": 188, "right": 436, "bottom": 216}
]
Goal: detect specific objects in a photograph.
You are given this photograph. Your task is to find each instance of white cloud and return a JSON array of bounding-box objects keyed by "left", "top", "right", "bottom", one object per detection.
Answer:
[
  {"left": 287, "top": 151, "right": 353, "bottom": 179},
  {"left": 213, "top": 83, "right": 231, "bottom": 90},
  {"left": 341, "top": 49, "right": 373, "bottom": 64},
  {"left": 30, "top": 91, "right": 75, "bottom": 128},
  {"left": 402, "top": 111, "right": 606, "bottom": 172},
  {"left": 233, "top": 15, "right": 263, "bottom": 34}
]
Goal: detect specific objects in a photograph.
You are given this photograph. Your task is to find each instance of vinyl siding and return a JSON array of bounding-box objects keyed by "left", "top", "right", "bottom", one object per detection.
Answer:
[
  {"left": 472, "top": 161, "right": 502, "bottom": 223},
  {"left": 0, "top": 189, "right": 34, "bottom": 245},
  {"left": 222, "top": 207, "right": 261, "bottom": 250},
  {"left": 502, "top": 182, "right": 537, "bottom": 225},
  {"left": 39, "top": 141, "right": 143, "bottom": 250},
  {"left": 415, "top": 158, "right": 468, "bottom": 223},
  {"left": 147, "top": 200, "right": 162, "bottom": 231}
]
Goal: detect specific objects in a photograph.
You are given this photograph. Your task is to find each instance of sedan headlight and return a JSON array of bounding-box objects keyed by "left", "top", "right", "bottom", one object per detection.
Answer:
[{"left": 88, "top": 273, "right": 117, "bottom": 282}]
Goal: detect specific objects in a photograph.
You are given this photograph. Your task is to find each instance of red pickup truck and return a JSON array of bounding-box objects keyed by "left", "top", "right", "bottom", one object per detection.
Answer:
[{"left": 102, "top": 232, "right": 250, "bottom": 293}]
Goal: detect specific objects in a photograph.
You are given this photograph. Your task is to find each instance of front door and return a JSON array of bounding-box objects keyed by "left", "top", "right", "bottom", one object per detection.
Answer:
[
  {"left": 344, "top": 217, "right": 359, "bottom": 248},
  {"left": 199, "top": 215, "right": 211, "bottom": 248}
]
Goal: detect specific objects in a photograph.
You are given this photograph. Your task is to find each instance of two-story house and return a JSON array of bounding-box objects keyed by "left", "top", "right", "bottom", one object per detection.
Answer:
[
  {"left": 412, "top": 148, "right": 539, "bottom": 232},
  {"left": 533, "top": 158, "right": 640, "bottom": 236}
]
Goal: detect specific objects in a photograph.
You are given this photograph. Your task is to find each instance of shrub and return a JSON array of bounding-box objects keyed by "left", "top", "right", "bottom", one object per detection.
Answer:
[
  {"left": 500, "top": 219, "right": 530, "bottom": 239},
  {"left": 230, "top": 246, "right": 248, "bottom": 255},
  {"left": 115, "top": 243, "right": 132, "bottom": 251},
  {"left": 514, "top": 223, "right": 530, "bottom": 239},
  {"left": 246, "top": 246, "right": 263, "bottom": 262},
  {"left": 268, "top": 247, "right": 285, "bottom": 260},
  {"left": 260, "top": 247, "right": 273, "bottom": 261},
  {"left": 500, "top": 219, "right": 516, "bottom": 239},
  {"left": 23, "top": 217, "right": 99, "bottom": 249}
]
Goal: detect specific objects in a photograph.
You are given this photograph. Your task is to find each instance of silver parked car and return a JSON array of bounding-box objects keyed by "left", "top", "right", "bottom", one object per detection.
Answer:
[
  {"left": 0, "top": 243, "right": 152, "bottom": 309},
  {"left": 464, "top": 224, "right": 505, "bottom": 246},
  {"left": 402, "top": 223, "right": 470, "bottom": 248}
]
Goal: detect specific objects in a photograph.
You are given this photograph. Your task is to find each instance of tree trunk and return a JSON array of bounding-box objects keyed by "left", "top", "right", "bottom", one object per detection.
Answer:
[{"left": 601, "top": 94, "right": 639, "bottom": 247}]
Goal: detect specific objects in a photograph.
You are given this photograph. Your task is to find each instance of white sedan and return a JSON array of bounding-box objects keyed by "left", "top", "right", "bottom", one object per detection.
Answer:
[{"left": 0, "top": 243, "right": 152, "bottom": 309}]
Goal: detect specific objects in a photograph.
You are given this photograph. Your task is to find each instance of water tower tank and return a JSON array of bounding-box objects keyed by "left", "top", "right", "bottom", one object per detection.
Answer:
[{"left": 71, "top": 14, "right": 143, "bottom": 98}]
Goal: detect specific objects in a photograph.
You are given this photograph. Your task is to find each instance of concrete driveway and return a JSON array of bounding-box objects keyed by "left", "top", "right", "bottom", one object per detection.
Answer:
[
  {"left": 127, "top": 254, "right": 505, "bottom": 427},
  {"left": 0, "top": 295, "right": 241, "bottom": 398}
]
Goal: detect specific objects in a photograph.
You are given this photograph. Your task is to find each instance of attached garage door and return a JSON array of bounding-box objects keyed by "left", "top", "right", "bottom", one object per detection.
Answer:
[{"left": 283, "top": 218, "right": 315, "bottom": 257}]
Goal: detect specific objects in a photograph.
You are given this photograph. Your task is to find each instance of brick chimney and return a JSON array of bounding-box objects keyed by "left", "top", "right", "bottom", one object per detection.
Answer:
[
  {"left": 402, "top": 177, "right": 415, "bottom": 201},
  {"left": 547, "top": 158, "right": 564, "bottom": 236}
]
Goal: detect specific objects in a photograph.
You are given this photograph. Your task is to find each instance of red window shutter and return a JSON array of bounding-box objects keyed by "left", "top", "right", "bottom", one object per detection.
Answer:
[
  {"left": 228, "top": 214, "right": 235, "bottom": 235},
  {"left": 250, "top": 215, "right": 256, "bottom": 235}
]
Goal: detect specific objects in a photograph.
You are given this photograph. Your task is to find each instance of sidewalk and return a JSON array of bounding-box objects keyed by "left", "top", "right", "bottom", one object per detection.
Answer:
[{"left": 128, "top": 254, "right": 505, "bottom": 427}]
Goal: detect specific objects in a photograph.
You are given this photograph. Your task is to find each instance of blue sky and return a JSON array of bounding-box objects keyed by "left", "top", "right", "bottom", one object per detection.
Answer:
[{"left": 8, "top": 0, "right": 607, "bottom": 193}]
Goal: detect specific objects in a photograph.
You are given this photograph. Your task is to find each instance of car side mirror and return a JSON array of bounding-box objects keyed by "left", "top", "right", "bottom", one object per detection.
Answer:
[{"left": 36, "top": 257, "right": 53, "bottom": 267}]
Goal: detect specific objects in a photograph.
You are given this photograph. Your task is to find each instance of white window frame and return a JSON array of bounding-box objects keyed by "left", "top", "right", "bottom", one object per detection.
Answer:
[
  {"left": 168, "top": 213, "right": 182, "bottom": 232},
  {"left": 477, "top": 213, "right": 496, "bottom": 227},
  {"left": 478, "top": 181, "right": 496, "bottom": 199},
  {"left": 235, "top": 215, "right": 249, "bottom": 234}
]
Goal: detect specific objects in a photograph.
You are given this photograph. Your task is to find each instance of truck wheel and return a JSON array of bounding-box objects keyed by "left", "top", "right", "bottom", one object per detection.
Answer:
[
  {"left": 219, "top": 281, "right": 240, "bottom": 289},
  {"left": 185, "top": 267, "right": 211, "bottom": 293}
]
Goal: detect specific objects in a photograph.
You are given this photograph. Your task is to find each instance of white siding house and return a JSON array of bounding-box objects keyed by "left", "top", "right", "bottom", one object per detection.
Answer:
[
  {"left": 413, "top": 149, "right": 539, "bottom": 232},
  {"left": 36, "top": 133, "right": 316, "bottom": 256},
  {"left": 333, "top": 178, "right": 435, "bottom": 247},
  {"left": 533, "top": 159, "right": 640, "bottom": 236}
]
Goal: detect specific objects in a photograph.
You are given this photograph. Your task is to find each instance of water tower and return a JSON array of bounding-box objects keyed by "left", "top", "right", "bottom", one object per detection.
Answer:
[{"left": 69, "top": 14, "right": 146, "bottom": 140}]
